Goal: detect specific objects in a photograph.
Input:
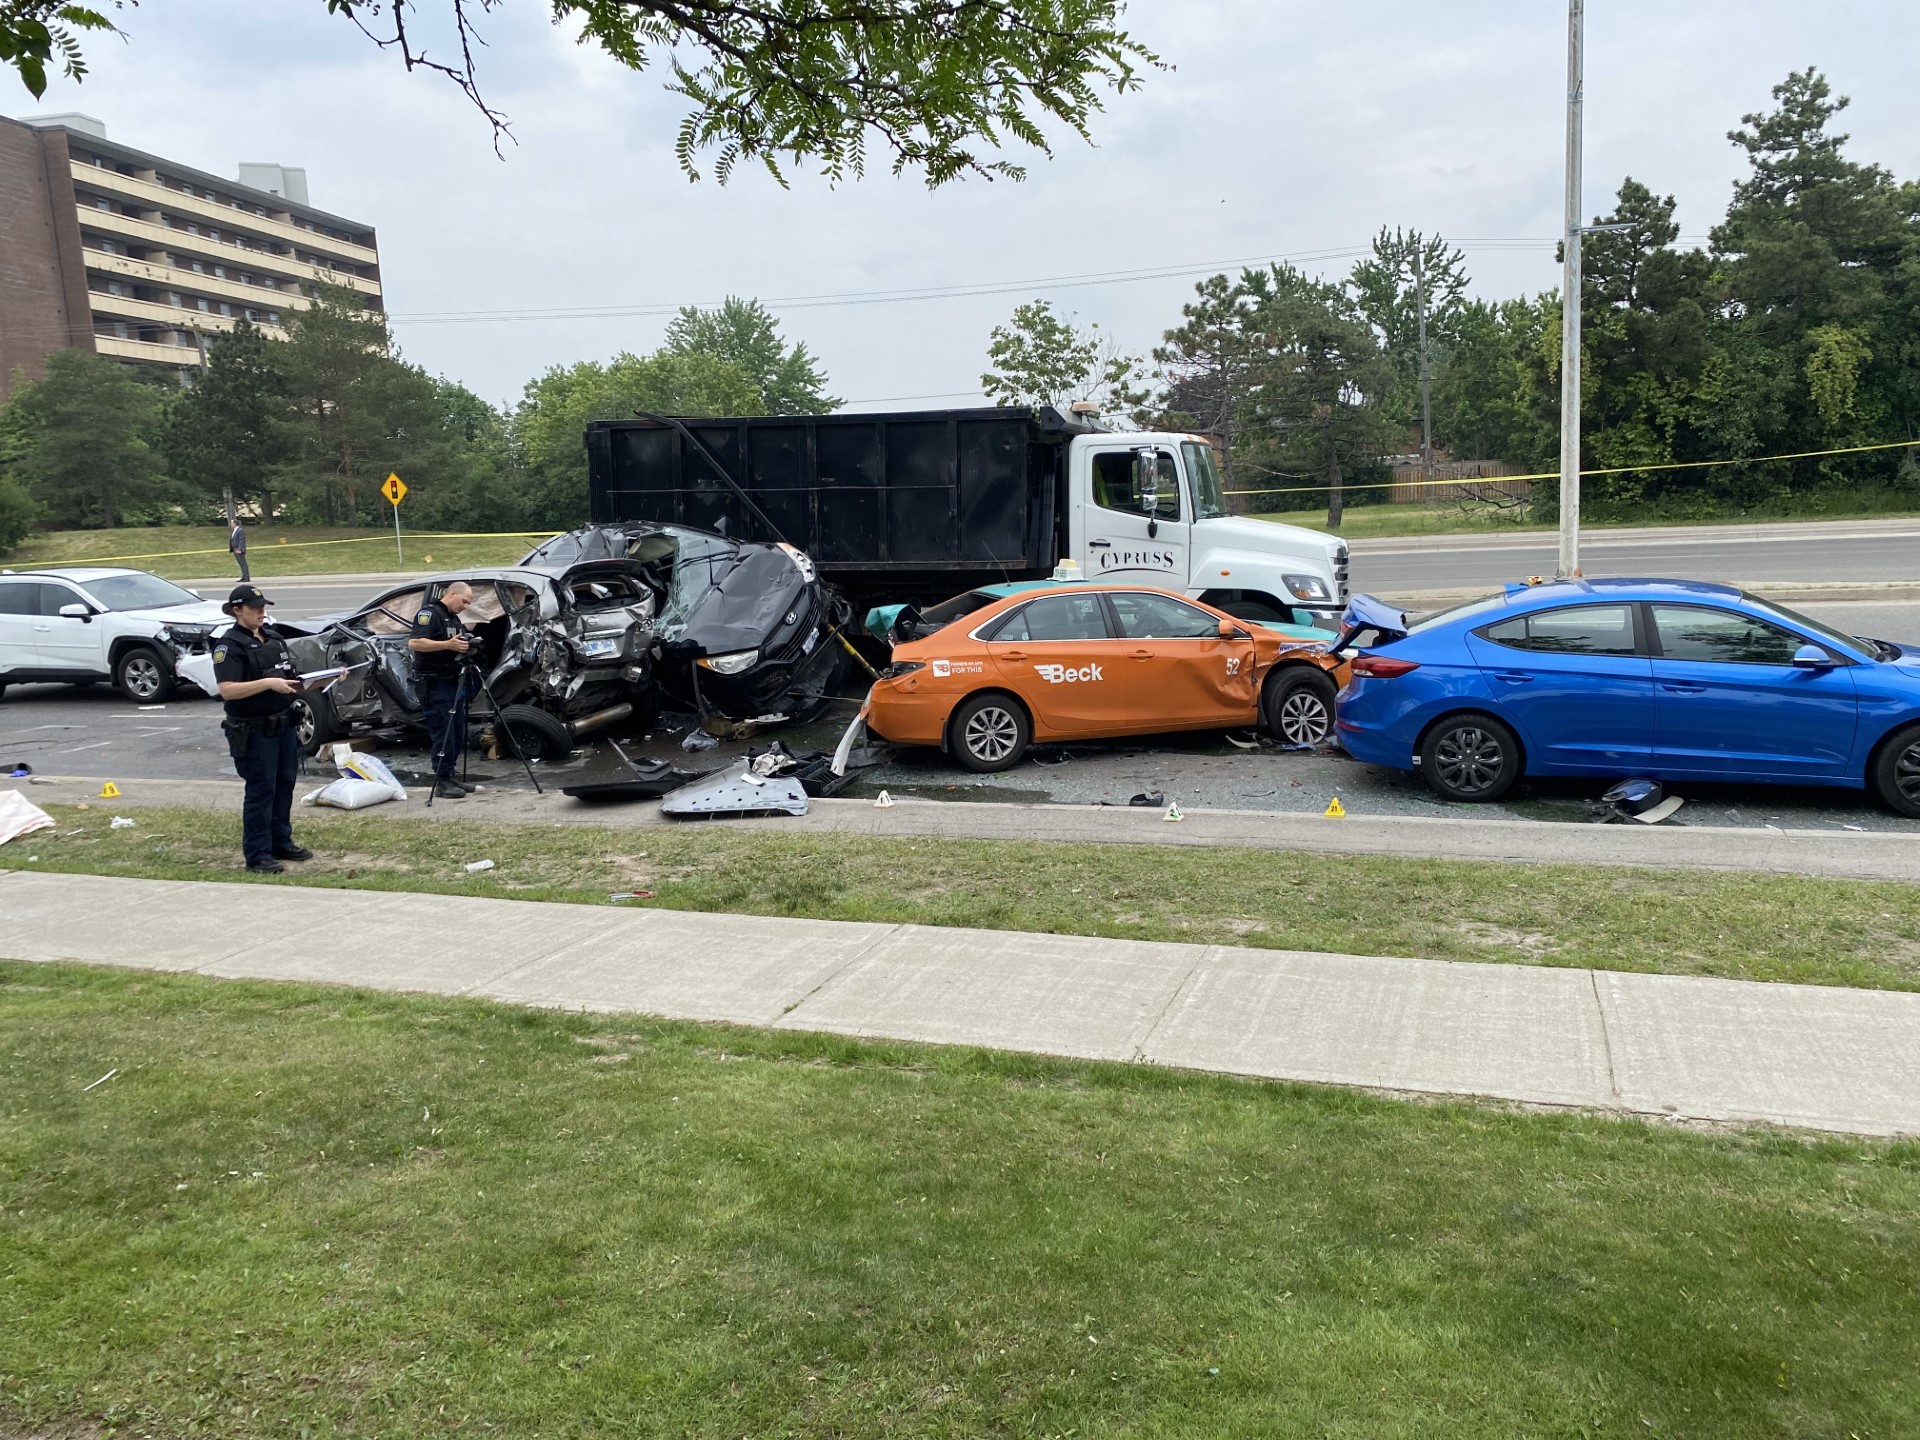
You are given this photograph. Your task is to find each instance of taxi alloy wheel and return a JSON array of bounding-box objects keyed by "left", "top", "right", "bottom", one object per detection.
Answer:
[
  {"left": 1419, "top": 712, "right": 1520, "bottom": 802},
  {"left": 1261, "top": 667, "right": 1337, "bottom": 746},
  {"left": 950, "top": 693, "right": 1030, "bottom": 773}
]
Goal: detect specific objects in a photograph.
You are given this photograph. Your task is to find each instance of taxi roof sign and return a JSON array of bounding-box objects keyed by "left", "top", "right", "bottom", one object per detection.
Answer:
[{"left": 382, "top": 473, "right": 407, "bottom": 506}]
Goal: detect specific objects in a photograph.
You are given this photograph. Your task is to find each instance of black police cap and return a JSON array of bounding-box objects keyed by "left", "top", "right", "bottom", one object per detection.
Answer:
[{"left": 222, "top": 584, "right": 274, "bottom": 613}]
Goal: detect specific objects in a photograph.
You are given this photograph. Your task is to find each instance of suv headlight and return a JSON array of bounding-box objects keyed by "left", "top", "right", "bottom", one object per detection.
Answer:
[
  {"left": 697, "top": 649, "right": 760, "bottom": 675},
  {"left": 1283, "top": 574, "right": 1331, "bottom": 601},
  {"left": 162, "top": 622, "right": 215, "bottom": 650}
]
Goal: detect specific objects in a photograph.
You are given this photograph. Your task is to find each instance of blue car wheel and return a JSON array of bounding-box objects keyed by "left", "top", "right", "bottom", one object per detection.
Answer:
[
  {"left": 1419, "top": 713, "right": 1521, "bottom": 802},
  {"left": 1871, "top": 723, "right": 1920, "bottom": 818}
]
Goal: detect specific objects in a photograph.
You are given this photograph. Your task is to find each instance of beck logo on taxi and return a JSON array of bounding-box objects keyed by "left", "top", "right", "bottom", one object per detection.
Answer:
[{"left": 1035, "top": 663, "right": 1104, "bottom": 684}]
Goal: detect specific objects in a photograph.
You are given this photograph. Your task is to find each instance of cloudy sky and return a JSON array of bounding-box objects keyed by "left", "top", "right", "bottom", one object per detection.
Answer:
[{"left": 14, "top": 0, "right": 1918, "bottom": 411}]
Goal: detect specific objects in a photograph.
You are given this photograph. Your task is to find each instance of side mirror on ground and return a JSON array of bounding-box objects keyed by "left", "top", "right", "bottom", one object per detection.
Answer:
[
  {"left": 1793, "top": 644, "right": 1835, "bottom": 670},
  {"left": 57, "top": 603, "right": 92, "bottom": 622}
]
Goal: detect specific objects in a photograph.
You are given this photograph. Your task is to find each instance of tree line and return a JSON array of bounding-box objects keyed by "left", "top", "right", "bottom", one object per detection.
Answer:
[
  {"left": 983, "top": 69, "right": 1920, "bottom": 526},
  {"left": 0, "top": 292, "right": 833, "bottom": 552}
]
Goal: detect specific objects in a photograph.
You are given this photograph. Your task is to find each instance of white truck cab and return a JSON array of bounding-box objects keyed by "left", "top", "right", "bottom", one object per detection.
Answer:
[{"left": 1065, "top": 433, "right": 1349, "bottom": 626}]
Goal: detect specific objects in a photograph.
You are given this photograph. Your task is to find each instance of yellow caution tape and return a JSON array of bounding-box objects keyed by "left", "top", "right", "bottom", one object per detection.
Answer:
[{"left": 1222, "top": 437, "right": 1920, "bottom": 498}]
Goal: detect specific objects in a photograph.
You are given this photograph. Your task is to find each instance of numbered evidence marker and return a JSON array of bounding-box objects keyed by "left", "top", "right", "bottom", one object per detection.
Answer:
[{"left": 382, "top": 472, "right": 407, "bottom": 564}]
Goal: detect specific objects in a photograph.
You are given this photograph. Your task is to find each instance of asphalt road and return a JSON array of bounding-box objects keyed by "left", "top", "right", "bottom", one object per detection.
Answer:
[
  {"left": 7, "top": 598, "right": 1920, "bottom": 835},
  {"left": 1348, "top": 517, "right": 1920, "bottom": 594}
]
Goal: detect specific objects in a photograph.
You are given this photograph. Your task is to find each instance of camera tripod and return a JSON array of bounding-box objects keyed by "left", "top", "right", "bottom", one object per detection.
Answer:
[{"left": 423, "top": 655, "right": 543, "bottom": 809}]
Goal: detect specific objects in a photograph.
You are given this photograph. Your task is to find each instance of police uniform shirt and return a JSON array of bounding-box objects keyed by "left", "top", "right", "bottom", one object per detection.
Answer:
[
  {"left": 410, "top": 599, "right": 463, "bottom": 677},
  {"left": 212, "top": 624, "right": 299, "bottom": 718}
]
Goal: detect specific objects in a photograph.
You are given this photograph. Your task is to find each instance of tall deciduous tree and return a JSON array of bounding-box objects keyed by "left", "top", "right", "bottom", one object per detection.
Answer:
[
  {"left": 510, "top": 351, "right": 762, "bottom": 525},
  {"left": 661, "top": 298, "right": 837, "bottom": 413},
  {"left": 0, "top": 348, "right": 170, "bottom": 528},
  {"left": 980, "top": 299, "right": 1144, "bottom": 417},
  {"left": 7, "top": 2, "right": 1157, "bottom": 187}
]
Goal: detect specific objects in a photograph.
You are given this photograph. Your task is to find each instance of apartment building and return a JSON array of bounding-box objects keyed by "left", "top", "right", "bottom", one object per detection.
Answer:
[{"left": 0, "top": 112, "right": 382, "bottom": 401}]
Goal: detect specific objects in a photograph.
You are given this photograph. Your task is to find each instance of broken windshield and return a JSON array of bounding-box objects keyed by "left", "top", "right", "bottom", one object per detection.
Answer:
[{"left": 655, "top": 528, "right": 741, "bottom": 637}]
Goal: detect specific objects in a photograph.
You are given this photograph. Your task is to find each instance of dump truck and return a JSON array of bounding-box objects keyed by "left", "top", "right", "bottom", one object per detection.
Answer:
[{"left": 584, "top": 406, "right": 1348, "bottom": 624}]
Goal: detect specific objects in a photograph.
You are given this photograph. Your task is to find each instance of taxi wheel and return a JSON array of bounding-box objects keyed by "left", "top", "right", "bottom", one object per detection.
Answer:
[
  {"left": 949, "top": 692, "right": 1031, "bottom": 773},
  {"left": 1261, "top": 666, "right": 1338, "bottom": 746}
]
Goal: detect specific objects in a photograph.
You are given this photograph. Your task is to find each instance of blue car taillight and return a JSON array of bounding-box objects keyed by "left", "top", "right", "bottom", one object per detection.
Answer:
[{"left": 1350, "top": 655, "right": 1421, "bottom": 679}]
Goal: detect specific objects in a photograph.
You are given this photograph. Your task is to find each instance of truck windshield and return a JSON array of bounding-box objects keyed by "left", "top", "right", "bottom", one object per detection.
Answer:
[{"left": 1182, "top": 442, "right": 1227, "bottom": 520}]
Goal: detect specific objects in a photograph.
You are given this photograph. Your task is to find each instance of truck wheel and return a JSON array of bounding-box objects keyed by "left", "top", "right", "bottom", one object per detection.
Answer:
[
  {"left": 496, "top": 704, "right": 573, "bottom": 763},
  {"left": 949, "top": 692, "right": 1030, "bottom": 773},
  {"left": 1261, "top": 666, "right": 1337, "bottom": 746},
  {"left": 1418, "top": 712, "right": 1521, "bottom": 802},
  {"left": 114, "top": 646, "right": 176, "bottom": 703}
]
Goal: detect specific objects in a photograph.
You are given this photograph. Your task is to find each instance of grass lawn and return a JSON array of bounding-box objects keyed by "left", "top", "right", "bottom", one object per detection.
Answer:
[
  {"left": 5, "top": 525, "right": 555, "bottom": 580},
  {"left": 7, "top": 804, "right": 1920, "bottom": 991},
  {"left": 2, "top": 960, "right": 1917, "bottom": 1437}
]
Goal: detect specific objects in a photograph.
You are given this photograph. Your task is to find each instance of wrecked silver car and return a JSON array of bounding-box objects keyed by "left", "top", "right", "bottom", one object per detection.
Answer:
[
  {"left": 523, "top": 523, "right": 851, "bottom": 723},
  {"left": 282, "top": 563, "right": 656, "bottom": 760}
]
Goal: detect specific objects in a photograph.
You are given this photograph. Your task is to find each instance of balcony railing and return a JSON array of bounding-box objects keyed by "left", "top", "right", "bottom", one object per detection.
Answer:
[
  {"left": 68, "top": 160, "right": 378, "bottom": 267},
  {"left": 75, "top": 207, "right": 381, "bottom": 297}
]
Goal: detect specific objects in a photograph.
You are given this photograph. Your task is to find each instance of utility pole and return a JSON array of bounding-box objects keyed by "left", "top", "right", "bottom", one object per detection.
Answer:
[
  {"left": 1558, "top": 0, "right": 1584, "bottom": 579},
  {"left": 1415, "top": 243, "right": 1434, "bottom": 497}
]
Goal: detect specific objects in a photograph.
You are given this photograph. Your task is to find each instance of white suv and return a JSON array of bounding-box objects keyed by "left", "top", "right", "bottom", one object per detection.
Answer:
[{"left": 0, "top": 567, "right": 231, "bottom": 703}]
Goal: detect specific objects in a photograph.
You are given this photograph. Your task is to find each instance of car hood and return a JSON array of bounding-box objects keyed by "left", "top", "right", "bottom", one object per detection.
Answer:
[
  {"left": 660, "top": 544, "right": 809, "bottom": 656},
  {"left": 1192, "top": 513, "right": 1345, "bottom": 564},
  {"left": 119, "top": 601, "right": 231, "bottom": 626}
]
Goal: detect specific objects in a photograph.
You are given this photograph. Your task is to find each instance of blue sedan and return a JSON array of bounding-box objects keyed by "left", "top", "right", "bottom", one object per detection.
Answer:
[{"left": 1335, "top": 578, "right": 1920, "bottom": 813}]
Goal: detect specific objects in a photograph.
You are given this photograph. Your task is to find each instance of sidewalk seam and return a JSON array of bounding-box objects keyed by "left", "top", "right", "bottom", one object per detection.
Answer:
[
  {"left": 772, "top": 923, "right": 906, "bottom": 1023},
  {"left": 1589, "top": 969, "right": 1624, "bottom": 1107},
  {"left": 1132, "top": 944, "right": 1214, "bottom": 1063}
]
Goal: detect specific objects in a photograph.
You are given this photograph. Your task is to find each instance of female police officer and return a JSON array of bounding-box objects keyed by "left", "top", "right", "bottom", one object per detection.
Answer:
[{"left": 212, "top": 583, "right": 313, "bottom": 874}]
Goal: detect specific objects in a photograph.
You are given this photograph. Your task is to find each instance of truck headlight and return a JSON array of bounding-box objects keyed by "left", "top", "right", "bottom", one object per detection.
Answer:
[
  {"left": 697, "top": 649, "right": 760, "bottom": 675},
  {"left": 1283, "top": 574, "right": 1331, "bottom": 601}
]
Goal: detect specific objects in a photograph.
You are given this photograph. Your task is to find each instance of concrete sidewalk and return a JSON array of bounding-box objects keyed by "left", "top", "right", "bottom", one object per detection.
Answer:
[
  {"left": 18, "top": 774, "right": 1920, "bottom": 882},
  {"left": 5, "top": 869, "right": 1917, "bottom": 1138}
]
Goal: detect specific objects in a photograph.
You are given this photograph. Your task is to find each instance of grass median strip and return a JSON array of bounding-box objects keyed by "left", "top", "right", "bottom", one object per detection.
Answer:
[
  {"left": 2, "top": 961, "right": 1917, "bottom": 1437},
  {"left": 6, "top": 803, "right": 1920, "bottom": 990}
]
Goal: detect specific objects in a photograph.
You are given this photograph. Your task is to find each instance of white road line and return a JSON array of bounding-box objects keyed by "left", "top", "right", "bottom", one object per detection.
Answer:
[{"left": 56, "top": 741, "right": 112, "bottom": 753}]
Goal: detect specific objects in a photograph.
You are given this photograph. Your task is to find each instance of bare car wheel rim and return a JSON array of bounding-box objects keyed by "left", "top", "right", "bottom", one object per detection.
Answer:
[
  {"left": 1895, "top": 742, "right": 1920, "bottom": 803},
  {"left": 963, "top": 706, "right": 1020, "bottom": 763},
  {"left": 123, "top": 655, "right": 162, "bottom": 698},
  {"left": 294, "top": 703, "right": 315, "bottom": 747},
  {"left": 1279, "top": 690, "right": 1330, "bottom": 744},
  {"left": 1434, "top": 726, "right": 1504, "bottom": 794}
]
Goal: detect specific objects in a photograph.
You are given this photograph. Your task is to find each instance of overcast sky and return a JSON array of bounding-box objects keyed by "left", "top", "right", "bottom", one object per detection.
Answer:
[{"left": 13, "top": 0, "right": 1918, "bottom": 411}]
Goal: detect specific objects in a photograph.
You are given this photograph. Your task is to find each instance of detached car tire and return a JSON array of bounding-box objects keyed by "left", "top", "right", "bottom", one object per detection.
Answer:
[
  {"left": 496, "top": 704, "right": 573, "bottom": 763},
  {"left": 949, "top": 692, "right": 1031, "bottom": 773},
  {"left": 1418, "top": 712, "right": 1521, "bottom": 802},
  {"left": 113, "top": 645, "right": 176, "bottom": 704},
  {"left": 1870, "top": 722, "right": 1920, "bottom": 817},
  {"left": 1261, "top": 666, "right": 1338, "bottom": 746}
]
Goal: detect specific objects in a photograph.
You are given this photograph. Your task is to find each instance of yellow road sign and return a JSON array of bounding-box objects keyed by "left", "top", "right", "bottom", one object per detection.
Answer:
[{"left": 382, "top": 473, "right": 407, "bottom": 506}]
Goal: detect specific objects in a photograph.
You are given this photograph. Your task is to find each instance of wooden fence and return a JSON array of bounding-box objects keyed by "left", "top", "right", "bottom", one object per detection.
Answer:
[{"left": 1383, "top": 461, "right": 1528, "bottom": 505}]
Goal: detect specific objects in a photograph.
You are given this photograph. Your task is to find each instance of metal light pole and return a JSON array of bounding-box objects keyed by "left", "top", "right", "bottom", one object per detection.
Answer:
[{"left": 1558, "top": 0, "right": 1584, "bottom": 579}]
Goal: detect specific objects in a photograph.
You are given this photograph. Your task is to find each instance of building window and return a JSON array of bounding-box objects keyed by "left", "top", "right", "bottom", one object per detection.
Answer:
[
  {"left": 213, "top": 265, "right": 226, "bottom": 279},
  {"left": 168, "top": 292, "right": 182, "bottom": 305},
  {"left": 262, "top": 278, "right": 278, "bottom": 290},
  {"left": 190, "top": 261, "right": 205, "bottom": 273},
  {"left": 239, "top": 272, "right": 252, "bottom": 284},
  {"left": 218, "top": 303, "right": 232, "bottom": 317},
  {"left": 196, "top": 298, "right": 209, "bottom": 312},
  {"left": 94, "top": 198, "right": 110, "bottom": 210}
]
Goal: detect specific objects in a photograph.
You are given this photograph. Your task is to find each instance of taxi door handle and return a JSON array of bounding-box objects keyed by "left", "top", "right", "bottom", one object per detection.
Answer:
[
  {"left": 1129, "top": 649, "right": 1154, "bottom": 661},
  {"left": 1000, "top": 650, "right": 1028, "bottom": 662}
]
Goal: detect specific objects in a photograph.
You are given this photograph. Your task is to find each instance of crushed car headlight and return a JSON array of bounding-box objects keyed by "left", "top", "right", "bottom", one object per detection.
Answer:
[
  {"left": 777, "top": 543, "right": 817, "bottom": 583},
  {"left": 697, "top": 649, "right": 760, "bottom": 675},
  {"left": 162, "top": 622, "right": 215, "bottom": 649},
  {"left": 1283, "top": 573, "right": 1331, "bottom": 601},
  {"left": 577, "top": 636, "right": 623, "bottom": 659}
]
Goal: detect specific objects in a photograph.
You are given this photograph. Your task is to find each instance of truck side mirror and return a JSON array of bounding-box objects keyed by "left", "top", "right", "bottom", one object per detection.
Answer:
[{"left": 1133, "top": 449, "right": 1161, "bottom": 537}]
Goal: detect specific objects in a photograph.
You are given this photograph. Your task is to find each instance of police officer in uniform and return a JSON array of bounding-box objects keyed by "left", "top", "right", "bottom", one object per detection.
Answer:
[
  {"left": 408, "top": 581, "right": 475, "bottom": 800},
  {"left": 212, "top": 583, "right": 312, "bottom": 873}
]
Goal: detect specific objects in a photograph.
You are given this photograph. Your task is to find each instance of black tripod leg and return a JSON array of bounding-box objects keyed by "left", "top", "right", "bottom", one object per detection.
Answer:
[{"left": 472, "top": 666, "right": 544, "bottom": 794}]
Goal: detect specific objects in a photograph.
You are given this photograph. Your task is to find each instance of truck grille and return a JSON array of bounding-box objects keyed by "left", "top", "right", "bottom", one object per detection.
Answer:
[{"left": 1334, "top": 543, "right": 1350, "bottom": 602}]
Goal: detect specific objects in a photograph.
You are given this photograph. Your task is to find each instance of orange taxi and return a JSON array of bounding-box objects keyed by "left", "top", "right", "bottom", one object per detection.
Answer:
[{"left": 865, "top": 583, "right": 1349, "bottom": 772}]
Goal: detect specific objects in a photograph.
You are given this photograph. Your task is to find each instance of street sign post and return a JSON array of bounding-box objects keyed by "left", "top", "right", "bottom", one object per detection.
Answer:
[{"left": 383, "top": 472, "right": 407, "bottom": 565}]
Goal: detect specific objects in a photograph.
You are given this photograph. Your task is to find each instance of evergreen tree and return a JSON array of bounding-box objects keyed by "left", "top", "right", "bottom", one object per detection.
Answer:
[
  {"left": 0, "top": 350, "right": 171, "bottom": 528},
  {"left": 158, "top": 318, "right": 292, "bottom": 521}
]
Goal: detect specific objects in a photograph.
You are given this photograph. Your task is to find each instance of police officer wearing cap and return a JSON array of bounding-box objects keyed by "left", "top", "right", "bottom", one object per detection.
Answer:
[
  {"left": 212, "top": 583, "right": 312, "bottom": 873},
  {"left": 408, "top": 581, "right": 475, "bottom": 800}
]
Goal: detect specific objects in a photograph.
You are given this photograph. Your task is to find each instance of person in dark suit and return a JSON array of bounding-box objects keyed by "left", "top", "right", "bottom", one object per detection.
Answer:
[{"left": 230, "top": 520, "right": 250, "bottom": 581}]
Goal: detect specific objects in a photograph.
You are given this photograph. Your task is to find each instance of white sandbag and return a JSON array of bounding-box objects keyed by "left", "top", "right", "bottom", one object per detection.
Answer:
[
  {"left": 339, "top": 752, "right": 405, "bottom": 791},
  {"left": 303, "top": 776, "right": 403, "bottom": 810},
  {"left": 0, "top": 789, "right": 56, "bottom": 846}
]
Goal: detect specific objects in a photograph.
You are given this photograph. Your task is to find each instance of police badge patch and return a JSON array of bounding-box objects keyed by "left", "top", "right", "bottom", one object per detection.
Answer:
[{"left": 213, "top": 646, "right": 227, "bottom": 663}]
